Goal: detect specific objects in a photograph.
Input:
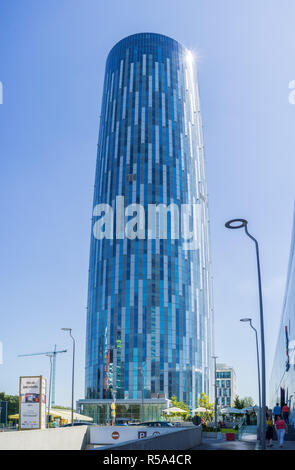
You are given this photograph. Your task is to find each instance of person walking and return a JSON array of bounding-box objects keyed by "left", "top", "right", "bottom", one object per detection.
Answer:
[
  {"left": 266, "top": 417, "right": 274, "bottom": 447},
  {"left": 275, "top": 415, "right": 288, "bottom": 448},
  {"left": 282, "top": 403, "right": 290, "bottom": 424},
  {"left": 273, "top": 403, "right": 281, "bottom": 422}
]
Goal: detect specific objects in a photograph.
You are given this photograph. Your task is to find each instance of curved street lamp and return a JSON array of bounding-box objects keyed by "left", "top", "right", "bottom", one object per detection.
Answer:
[{"left": 225, "top": 218, "right": 266, "bottom": 449}]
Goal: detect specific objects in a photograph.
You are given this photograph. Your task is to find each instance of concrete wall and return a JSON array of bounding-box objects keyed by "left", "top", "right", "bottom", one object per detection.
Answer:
[
  {"left": 89, "top": 425, "right": 175, "bottom": 445},
  {"left": 95, "top": 426, "right": 202, "bottom": 451},
  {"left": 0, "top": 426, "right": 89, "bottom": 450}
]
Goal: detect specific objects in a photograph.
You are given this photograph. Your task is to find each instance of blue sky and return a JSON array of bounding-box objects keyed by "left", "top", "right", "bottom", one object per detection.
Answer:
[{"left": 1, "top": 0, "right": 295, "bottom": 406}]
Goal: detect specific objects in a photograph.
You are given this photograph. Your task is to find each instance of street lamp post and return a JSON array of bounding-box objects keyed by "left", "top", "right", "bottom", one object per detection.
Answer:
[
  {"left": 240, "top": 318, "right": 262, "bottom": 438},
  {"left": 225, "top": 219, "right": 266, "bottom": 449},
  {"left": 46, "top": 354, "right": 53, "bottom": 428},
  {"left": 61, "top": 328, "right": 75, "bottom": 426},
  {"left": 212, "top": 356, "right": 218, "bottom": 429}
]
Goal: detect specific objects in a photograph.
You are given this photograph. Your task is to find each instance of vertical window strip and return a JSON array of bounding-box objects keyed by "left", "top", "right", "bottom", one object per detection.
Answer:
[
  {"left": 119, "top": 59, "right": 124, "bottom": 89},
  {"left": 173, "top": 90, "right": 177, "bottom": 121},
  {"left": 134, "top": 91, "right": 139, "bottom": 125},
  {"left": 168, "top": 120, "right": 173, "bottom": 157},
  {"left": 111, "top": 99, "right": 116, "bottom": 133},
  {"left": 162, "top": 164, "right": 167, "bottom": 204},
  {"left": 129, "top": 63, "right": 134, "bottom": 93},
  {"left": 148, "top": 75, "right": 152, "bottom": 107},
  {"left": 141, "top": 106, "right": 145, "bottom": 143},
  {"left": 155, "top": 62, "right": 159, "bottom": 92},
  {"left": 162, "top": 92, "right": 166, "bottom": 127},
  {"left": 155, "top": 125, "right": 159, "bottom": 163},
  {"left": 148, "top": 143, "right": 152, "bottom": 184},
  {"left": 122, "top": 86, "right": 127, "bottom": 119},
  {"left": 142, "top": 54, "right": 146, "bottom": 76},
  {"left": 126, "top": 126, "right": 131, "bottom": 164},
  {"left": 166, "top": 58, "right": 171, "bottom": 87}
]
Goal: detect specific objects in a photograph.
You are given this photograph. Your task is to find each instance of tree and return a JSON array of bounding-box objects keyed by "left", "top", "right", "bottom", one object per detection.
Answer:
[
  {"left": 166, "top": 395, "right": 190, "bottom": 420},
  {"left": 0, "top": 393, "right": 19, "bottom": 420},
  {"left": 233, "top": 395, "right": 244, "bottom": 409},
  {"left": 196, "top": 393, "right": 215, "bottom": 422},
  {"left": 233, "top": 395, "right": 254, "bottom": 409},
  {"left": 243, "top": 397, "right": 254, "bottom": 407}
]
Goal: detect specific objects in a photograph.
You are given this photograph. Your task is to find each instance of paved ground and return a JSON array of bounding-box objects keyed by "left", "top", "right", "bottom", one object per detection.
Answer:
[
  {"left": 265, "top": 440, "right": 295, "bottom": 450},
  {"left": 191, "top": 438, "right": 256, "bottom": 450},
  {"left": 192, "top": 436, "right": 295, "bottom": 451}
]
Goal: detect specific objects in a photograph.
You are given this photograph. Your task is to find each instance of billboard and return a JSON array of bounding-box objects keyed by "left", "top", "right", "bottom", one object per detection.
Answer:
[{"left": 19, "top": 376, "right": 47, "bottom": 430}]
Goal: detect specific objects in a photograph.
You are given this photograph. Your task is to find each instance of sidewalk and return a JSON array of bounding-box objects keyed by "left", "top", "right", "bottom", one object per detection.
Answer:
[
  {"left": 265, "top": 441, "right": 295, "bottom": 450},
  {"left": 191, "top": 437, "right": 256, "bottom": 450},
  {"left": 192, "top": 425, "right": 258, "bottom": 450}
]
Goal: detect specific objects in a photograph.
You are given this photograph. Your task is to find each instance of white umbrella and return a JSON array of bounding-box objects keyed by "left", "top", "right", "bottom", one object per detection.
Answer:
[
  {"left": 193, "top": 407, "right": 207, "bottom": 413},
  {"left": 48, "top": 408, "right": 93, "bottom": 423},
  {"left": 241, "top": 405, "right": 260, "bottom": 413},
  {"left": 193, "top": 407, "right": 213, "bottom": 413},
  {"left": 162, "top": 407, "right": 187, "bottom": 414},
  {"left": 221, "top": 407, "right": 243, "bottom": 414}
]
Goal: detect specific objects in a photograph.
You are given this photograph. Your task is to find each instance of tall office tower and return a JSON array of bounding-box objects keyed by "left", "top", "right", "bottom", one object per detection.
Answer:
[{"left": 79, "top": 33, "right": 214, "bottom": 423}]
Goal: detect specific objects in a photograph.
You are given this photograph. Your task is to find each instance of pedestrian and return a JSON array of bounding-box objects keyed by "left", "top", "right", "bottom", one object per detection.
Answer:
[
  {"left": 246, "top": 411, "right": 250, "bottom": 425},
  {"left": 273, "top": 403, "right": 281, "bottom": 422},
  {"left": 266, "top": 417, "right": 274, "bottom": 447},
  {"left": 282, "top": 403, "right": 290, "bottom": 424},
  {"left": 291, "top": 414, "right": 295, "bottom": 431},
  {"left": 275, "top": 415, "right": 287, "bottom": 448}
]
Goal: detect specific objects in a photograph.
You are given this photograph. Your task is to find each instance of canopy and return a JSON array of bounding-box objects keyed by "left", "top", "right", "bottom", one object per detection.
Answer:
[
  {"left": 241, "top": 406, "right": 260, "bottom": 413},
  {"left": 48, "top": 408, "right": 93, "bottom": 422},
  {"left": 8, "top": 409, "right": 93, "bottom": 423},
  {"left": 221, "top": 407, "right": 243, "bottom": 414},
  {"left": 192, "top": 407, "right": 213, "bottom": 413},
  {"left": 162, "top": 407, "right": 187, "bottom": 414}
]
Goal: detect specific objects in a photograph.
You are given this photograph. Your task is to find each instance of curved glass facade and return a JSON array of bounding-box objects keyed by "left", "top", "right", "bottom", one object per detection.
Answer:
[
  {"left": 85, "top": 33, "right": 213, "bottom": 408},
  {"left": 269, "top": 205, "right": 295, "bottom": 409}
]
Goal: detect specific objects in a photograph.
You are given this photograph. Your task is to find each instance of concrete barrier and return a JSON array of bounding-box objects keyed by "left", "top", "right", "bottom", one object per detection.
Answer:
[
  {"left": 94, "top": 426, "right": 202, "bottom": 451},
  {"left": 89, "top": 425, "right": 175, "bottom": 445},
  {"left": 0, "top": 426, "right": 89, "bottom": 450}
]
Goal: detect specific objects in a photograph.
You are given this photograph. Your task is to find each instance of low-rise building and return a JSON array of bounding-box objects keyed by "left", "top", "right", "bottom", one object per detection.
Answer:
[{"left": 216, "top": 363, "right": 237, "bottom": 407}]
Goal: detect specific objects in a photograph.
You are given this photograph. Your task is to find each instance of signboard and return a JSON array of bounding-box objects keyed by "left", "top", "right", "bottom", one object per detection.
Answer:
[
  {"left": 19, "top": 376, "right": 47, "bottom": 430},
  {"left": 89, "top": 426, "right": 175, "bottom": 445}
]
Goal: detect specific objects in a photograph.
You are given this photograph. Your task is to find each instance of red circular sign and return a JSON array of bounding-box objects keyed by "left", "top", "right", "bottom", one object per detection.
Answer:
[{"left": 112, "top": 431, "right": 120, "bottom": 440}]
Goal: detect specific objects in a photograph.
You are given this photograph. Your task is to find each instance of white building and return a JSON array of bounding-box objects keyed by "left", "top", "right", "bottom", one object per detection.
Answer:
[{"left": 216, "top": 363, "right": 237, "bottom": 407}]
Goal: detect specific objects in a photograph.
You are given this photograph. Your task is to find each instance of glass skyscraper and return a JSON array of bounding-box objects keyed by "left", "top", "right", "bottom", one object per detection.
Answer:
[{"left": 78, "top": 33, "right": 214, "bottom": 423}]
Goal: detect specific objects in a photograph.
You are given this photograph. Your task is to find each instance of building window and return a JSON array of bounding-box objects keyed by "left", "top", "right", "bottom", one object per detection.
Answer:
[{"left": 127, "top": 174, "right": 136, "bottom": 182}]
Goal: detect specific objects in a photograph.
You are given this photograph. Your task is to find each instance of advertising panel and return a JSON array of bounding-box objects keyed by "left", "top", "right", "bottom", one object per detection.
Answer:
[{"left": 19, "top": 376, "right": 46, "bottom": 430}]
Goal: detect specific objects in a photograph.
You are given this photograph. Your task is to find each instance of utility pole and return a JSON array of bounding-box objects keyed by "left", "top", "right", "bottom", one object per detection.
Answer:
[{"left": 212, "top": 355, "right": 218, "bottom": 429}]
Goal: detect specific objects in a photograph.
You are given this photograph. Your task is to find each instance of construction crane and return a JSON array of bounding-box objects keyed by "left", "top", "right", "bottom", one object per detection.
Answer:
[{"left": 18, "top": 345, "right": 67, "bottom": 405}]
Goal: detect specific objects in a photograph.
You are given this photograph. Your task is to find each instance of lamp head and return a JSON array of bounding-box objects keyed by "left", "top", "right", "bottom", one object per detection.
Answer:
[
  {"left": 225, "top": 219, "right": 248, "bottom": 229},
  {"left": 61, "top": 328, "right": 71, "bottom": 332},
  {"left": 240, "top": 318, "right": 252, "bottom": 323}
]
